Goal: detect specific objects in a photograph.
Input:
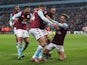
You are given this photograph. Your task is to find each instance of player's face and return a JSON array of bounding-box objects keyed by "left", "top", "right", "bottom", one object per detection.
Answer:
[
  {"left": 50, "top": 8, "right": 56, "bottom": 14},
  {"left": 34, "top": 7, "right": 38, "bottom": 11},
  {"left": 60, "top": 16, "right": 66, "bottom": 23},
  {"left": 24, "top": 8, "right": 30, "bottom": 13},
  {"left": 14, "top": 6, "right": 20, "bottom": 12},
  {"left": 39, "top": 7, "right": 46, "bottom": 11}
]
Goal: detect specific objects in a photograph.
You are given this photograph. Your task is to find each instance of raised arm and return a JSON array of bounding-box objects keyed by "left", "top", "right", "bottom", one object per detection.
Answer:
[
  {"left": 9, "top": 13, "right": 13, "bottom": 26},
  {"left": 38, "top": 10, "right": 52, "bottom": 24},
  {"left": 12, "top": 12, "right": 21, "bottom": 20},
  {"left": 51, "top": 20, "right": 68, "bottom": 30}
]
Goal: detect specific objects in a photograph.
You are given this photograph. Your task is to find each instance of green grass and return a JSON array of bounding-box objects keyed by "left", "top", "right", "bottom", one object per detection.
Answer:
[{"left": 0, "top": 34, "right": 87, "bottom": 65}]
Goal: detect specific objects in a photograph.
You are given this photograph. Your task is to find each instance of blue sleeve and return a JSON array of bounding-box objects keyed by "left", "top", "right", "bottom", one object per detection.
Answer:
[
  {"left": 9, "top": 13, "right": 13, "bottom": 26},
  {"left": 58, "top": 23, "right": 68, "bottom": 30},
  {"left": 38, "top": 10, "right": 52, "bottom": 24},
  {"left": 12, "top": 12, "right": 21, "bottom": 20},
  {"left": 51, "top": 19, "right": 68, "bottom": 30}
]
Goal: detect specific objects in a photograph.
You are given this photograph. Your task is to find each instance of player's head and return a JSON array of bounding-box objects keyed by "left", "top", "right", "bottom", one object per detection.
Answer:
[
  {"left": 24, "top": 6, "right": 30, "bottom": 13},
  {"left": 39, "top": 4, "right": 46, "bottom": 11},
  {"left": 33, "top": 7, "right": 38, "bottom": 12},
  {"left": 14, "top": 5, "right": 20, "bottom": 12},
  {"left": 50, "top": 6, "right": 56, "bottom": 14},
  {"left": 60, "top": 14, "right": 70, "bottom": 23}
]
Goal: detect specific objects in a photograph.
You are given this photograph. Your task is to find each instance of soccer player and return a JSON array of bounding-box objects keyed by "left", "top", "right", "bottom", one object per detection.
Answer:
[
  {"left": 29, "top": 5, "right": 52, "bottom": 63},
  {"left": 45, "top": 6, "right": 56, "bottom": 20},
  {"left": 9, "top": 5, "right": 20, "bottom": 44},
  {"left": 33, "top": 7, "right": 38, "bottom": 12},
  {"left": 43, "top": 7, "right": 56, "bottom": 57},
  {"left": 38, "top": 7, "right": 56, "bottom": 59},
  {"left": 43, "top": 6, "right": 56, "bottom": 44},
  {"left": 12, "top": 6, "right": 31, "bottom": 59},
  {"left": 43, "top": 14, "right": 69, "bottom": 61}
]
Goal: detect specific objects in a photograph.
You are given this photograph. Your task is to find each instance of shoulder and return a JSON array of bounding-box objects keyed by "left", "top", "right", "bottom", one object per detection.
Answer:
[
  {"left": 17, "top": 11, "right": 22, "bottom": 15},
  {"left": 10, "top": 12, "right": 14, "bottom": 16},
  {"left": 37, "top": 10, "right": 44, "bottom": 16}
]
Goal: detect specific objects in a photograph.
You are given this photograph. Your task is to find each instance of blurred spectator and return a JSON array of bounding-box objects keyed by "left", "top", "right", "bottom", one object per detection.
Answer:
[
  {"left": 0, "top": 5, "right": 87, "bottom": 33},
  {"left": 1, "top": 25, "right": 11, "bottom": 34}
]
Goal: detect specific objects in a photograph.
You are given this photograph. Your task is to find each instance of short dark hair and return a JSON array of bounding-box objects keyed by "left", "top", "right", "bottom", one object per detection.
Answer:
[
  {"left": 14, "top": 5, "right": 19, "bottom": 7},
  {"left": 39, "top": 4, "right": 45, "bottom": 8},
  {"left": 24, "top": 6, "right": 30, "bottom": 9},
  {"left": 50, "top": 6, "right": 56, "bottom": 9}
]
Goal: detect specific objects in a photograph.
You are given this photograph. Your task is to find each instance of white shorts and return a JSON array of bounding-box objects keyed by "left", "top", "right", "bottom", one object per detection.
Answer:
[
  {"left": 16, "top": 29, "right": 29, "bottom": 38},
  {"left": 13, "top": 27, "right": 17, "bottom": 35},
  {"left": 41, "top": 29, "right": 48, "bottom": 36},
  {"left": 46, "top": 43, "right": 64, "bottom": 52},
  {"left": 29, "top": 28, "right": 44, "bottom": 40}
]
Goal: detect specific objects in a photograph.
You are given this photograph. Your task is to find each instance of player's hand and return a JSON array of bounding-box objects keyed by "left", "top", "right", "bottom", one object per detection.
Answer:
[
  {"left": 52, "top": 23, "right": 57, "bottom": 27},
  {"left": 46, "top": 15, "right": 51, "bottom": 20},
  {"left": 52, "top": 23, "right": 60, "bottom": 30}
]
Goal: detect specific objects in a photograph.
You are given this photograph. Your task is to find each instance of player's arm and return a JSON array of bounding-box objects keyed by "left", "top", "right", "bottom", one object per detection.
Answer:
[
  {"left": 45, "top": 15, "right": 51, "bottom": 19},
  {"left": 59, "top": 23, "right": 68, "bottom": 29},
  {"left": 29, "top": 13, "right": 33, "bottom": 22},
  {"left": 12, "top": 12, "right": 22, "bottom": 20},
  {"left": 51, "top": 20, "right": 68, "bottom": 30},
  {"left": 38, "top": 10, "right": 52, "bottom": 24},
  {"left": 52, "top": 23, "right": 60, "bottom": 30},
  {"left": 9, "top": 13, "right": 13, "bottom": 27}
]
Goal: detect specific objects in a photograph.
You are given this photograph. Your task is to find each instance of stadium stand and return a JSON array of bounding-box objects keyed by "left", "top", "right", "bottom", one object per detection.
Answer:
[
  {"left": 0, "top": 0, "right": 64, "bottom": 5},
  {"left": 0, "top": 0, "right": 87, "bottom": 33}
]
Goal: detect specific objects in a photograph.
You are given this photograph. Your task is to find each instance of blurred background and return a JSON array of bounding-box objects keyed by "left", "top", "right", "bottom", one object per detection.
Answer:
[{"left": 0, "top": 0, "right": 87, "bottom": 33}]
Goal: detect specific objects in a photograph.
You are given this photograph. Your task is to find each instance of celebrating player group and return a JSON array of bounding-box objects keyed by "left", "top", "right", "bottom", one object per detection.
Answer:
[{"left": 9, "top": 4, "right": 69, "bottom": 63}]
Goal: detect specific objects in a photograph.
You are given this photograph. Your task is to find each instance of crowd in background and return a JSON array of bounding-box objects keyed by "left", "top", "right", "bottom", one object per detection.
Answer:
[
  {"left": 0, "top": 7, "right": 87, "bottom": 33},
  {"left": 56, "top": 7, "right": 87, "bottom": 31},
  {"left": 0, "top": 0, "right": 59, "bottom": 5}
]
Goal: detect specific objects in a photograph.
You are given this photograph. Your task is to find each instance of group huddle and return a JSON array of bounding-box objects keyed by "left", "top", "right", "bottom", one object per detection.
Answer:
[{"left": 9, "top": 4, "right": 69, "bottom": 63}]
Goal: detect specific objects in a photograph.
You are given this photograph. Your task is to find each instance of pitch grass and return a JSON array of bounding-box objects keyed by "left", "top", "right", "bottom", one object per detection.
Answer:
[{"left": 0, "top": 34, "right": 87, "bottom": 65}]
